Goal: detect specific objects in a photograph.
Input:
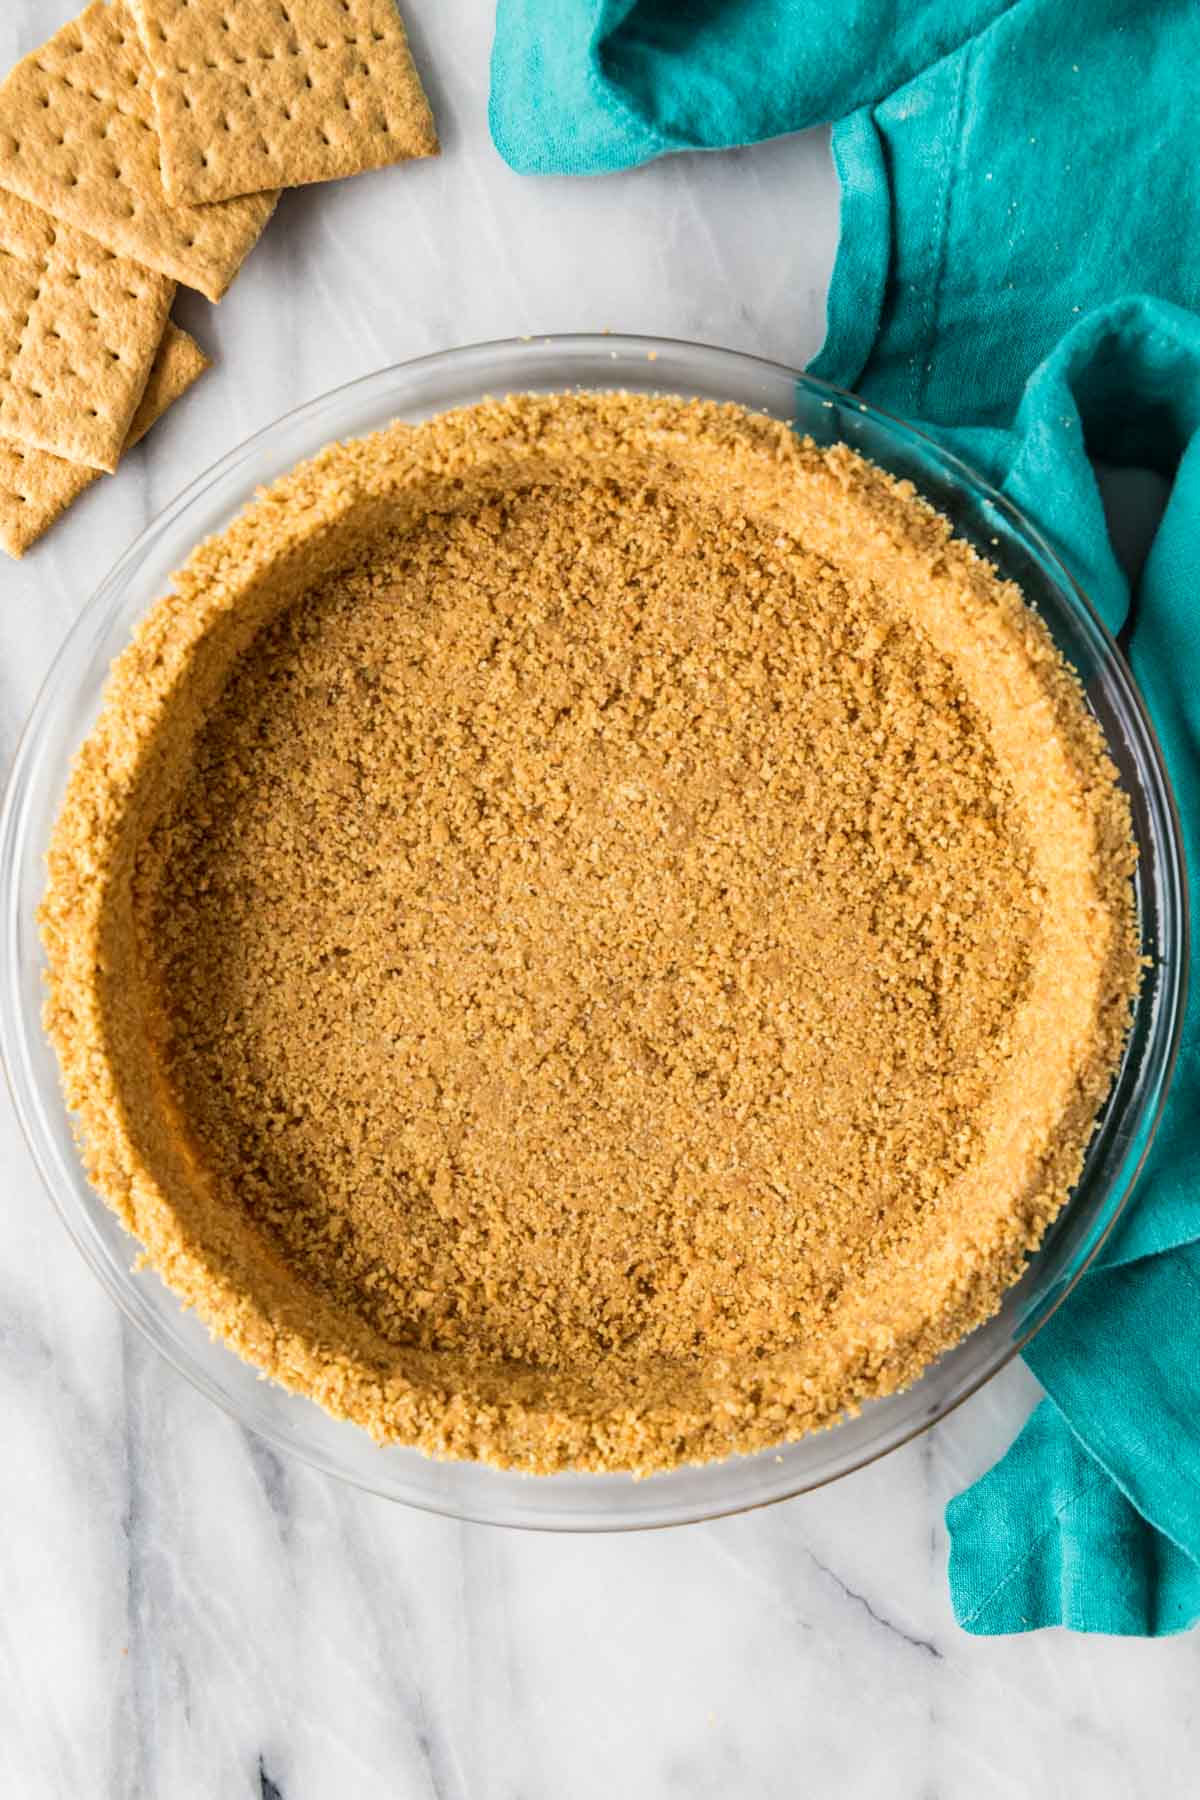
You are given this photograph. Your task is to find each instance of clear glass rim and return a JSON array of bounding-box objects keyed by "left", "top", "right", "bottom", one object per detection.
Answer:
[{"left": 0, "top": 332, "right": 1188, "bottom": 1530}]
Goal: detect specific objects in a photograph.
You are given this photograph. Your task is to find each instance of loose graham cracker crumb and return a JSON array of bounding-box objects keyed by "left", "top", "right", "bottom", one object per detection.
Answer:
[{"left": 41, "top": 393, "right": 1141, "bottom": 1474}]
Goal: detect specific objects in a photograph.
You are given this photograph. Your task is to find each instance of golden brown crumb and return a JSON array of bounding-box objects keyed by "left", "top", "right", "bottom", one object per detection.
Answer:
[{"left": 41, "top": 393, "right": 1141, "bottom": 1474}]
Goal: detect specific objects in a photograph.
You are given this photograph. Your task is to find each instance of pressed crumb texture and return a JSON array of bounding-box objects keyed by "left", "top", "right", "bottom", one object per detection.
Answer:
[{"left": 41, "top": 393, "right": 1142, "bottom": 1474}]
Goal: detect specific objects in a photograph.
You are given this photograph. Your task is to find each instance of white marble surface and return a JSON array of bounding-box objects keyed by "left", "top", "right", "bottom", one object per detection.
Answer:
[{"left": 2, "top": 4, "right": 1198, "bottom": 1795}]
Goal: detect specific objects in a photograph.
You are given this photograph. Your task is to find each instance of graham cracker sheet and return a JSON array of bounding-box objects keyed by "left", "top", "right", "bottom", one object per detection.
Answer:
[
  {"left": 0, "top": 3, "right": 277, "bottom": 303},
  {"left": 0, "top": 185, "right": 174, "bottom": 471},
  {"left": 128, "top": 0, "right": 438, "bottom": 204},
  {"left": 0, "top": 321, "right": 209, "bottom": 558}
]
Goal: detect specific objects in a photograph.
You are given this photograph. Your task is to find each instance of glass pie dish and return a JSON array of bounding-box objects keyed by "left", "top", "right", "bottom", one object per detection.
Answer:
[{"left": 0, "top": 334, "right": 1186, "bottom": 1529}]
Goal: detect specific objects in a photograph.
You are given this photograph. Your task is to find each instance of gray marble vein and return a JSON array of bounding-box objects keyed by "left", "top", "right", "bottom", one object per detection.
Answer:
[{"left": 2, "top": 2, "right": 1199, "bottom": 1796}]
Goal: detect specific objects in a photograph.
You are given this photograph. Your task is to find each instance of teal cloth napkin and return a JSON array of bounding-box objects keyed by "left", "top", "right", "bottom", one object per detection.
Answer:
[{"left": 491, "top": 1, "right": 1200, "bottom": 1633}]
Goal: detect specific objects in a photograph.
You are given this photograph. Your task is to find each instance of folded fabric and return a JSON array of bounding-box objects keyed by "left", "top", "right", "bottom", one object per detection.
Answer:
[
  {"left": 938, "top": 299, "right": 1200, "bottom": 1634},
  {"left": 491, "top": 0, "right": 1200, "bottom": 1633}
]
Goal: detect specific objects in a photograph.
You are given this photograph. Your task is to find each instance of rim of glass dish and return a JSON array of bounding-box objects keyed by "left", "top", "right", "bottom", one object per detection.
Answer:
[{"left": 0, "top": 333, "right": 1188, "bottom": 1530}]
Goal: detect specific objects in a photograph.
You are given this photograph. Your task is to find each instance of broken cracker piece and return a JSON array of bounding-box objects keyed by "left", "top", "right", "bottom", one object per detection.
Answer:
[
  {"left": 129, "top": 0, "right": 438, "bottom": 205},
  {"left": 0, "top": 322, "right": 209, "bottom": 559},
  {"left": 0, "top": 185, "right": 173, "bottom": 472},
  {"left": 0, "top": 3, "right": 277, "bottom": 303}
]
